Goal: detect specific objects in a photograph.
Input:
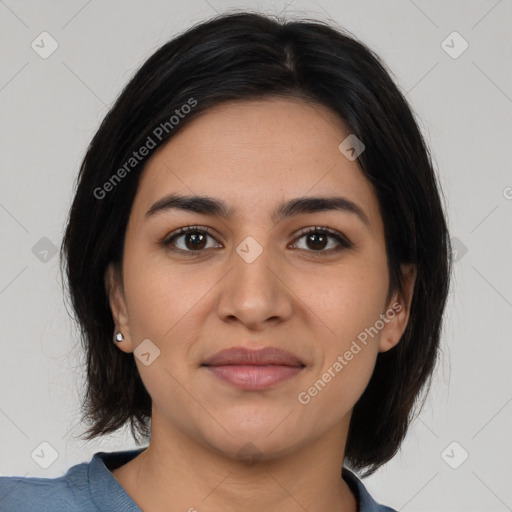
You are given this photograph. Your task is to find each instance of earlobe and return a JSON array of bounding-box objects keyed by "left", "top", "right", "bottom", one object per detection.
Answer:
[
  {"left": 104, "top": 263, "right": 133, "bottom": 351},
  {"left": 378, "top": 264, "right": 417, "bottom": 353}
]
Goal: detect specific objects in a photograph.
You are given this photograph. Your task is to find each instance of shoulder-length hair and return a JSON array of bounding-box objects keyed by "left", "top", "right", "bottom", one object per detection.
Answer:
[{"left": 61, "top": 11, "right": 451, "bottom": 477}]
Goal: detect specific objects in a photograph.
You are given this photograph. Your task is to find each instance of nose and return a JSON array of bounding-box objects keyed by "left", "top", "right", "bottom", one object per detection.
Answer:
[{"left": 215, "top": 238, "right": 294, "bottom": 330}]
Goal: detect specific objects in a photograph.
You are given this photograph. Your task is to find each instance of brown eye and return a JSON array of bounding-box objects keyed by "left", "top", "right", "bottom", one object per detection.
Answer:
[
  {"left": 163, "top": 226, "right": 221, "bottom": 253},
  {"left": 305, "top": 232, "right": 329, "bottom": 251},
  {"left": 291, "top": 226, "right": 352, "bottom": 253}
]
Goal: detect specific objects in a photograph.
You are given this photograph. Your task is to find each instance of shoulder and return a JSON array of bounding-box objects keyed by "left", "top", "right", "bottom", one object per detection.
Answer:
[
  {"left": 342, "top": 467, "right": 397, "bottom": 512},
  {"left": 0, "top": 460, "right": 91, "bottom": 512},
  {"left": 0, "top": 448, "right": 145, "bottom": 512}
]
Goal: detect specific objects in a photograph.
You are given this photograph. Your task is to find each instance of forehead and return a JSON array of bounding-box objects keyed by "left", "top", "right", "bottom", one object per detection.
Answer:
[{"left": 131, "top": 98, "right": 381, "bottom": 230}]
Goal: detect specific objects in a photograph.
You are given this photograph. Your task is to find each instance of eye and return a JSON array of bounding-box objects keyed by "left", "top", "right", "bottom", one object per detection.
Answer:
[
  {"left": 162, "top": 225, "right": 221, "bottom": 253},
  {"left": 290, "top": 226, "right": 352, "bottom": 253},
  {"left": 162, "top": 225, "right": 352, "bottom": 255}
]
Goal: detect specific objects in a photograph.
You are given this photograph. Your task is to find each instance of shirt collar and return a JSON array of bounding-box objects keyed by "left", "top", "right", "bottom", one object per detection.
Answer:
[
  {"left": 88, "top": 448, "right": 144, "bottom": 511},
  {"left": 343, "top": 467, "right": 394, "bottom": 512}
]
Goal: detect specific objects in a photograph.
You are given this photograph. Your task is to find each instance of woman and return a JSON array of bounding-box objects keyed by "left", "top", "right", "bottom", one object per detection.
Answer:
[{"left": 0, "top": 11, "right": 451, "bottom": 512}]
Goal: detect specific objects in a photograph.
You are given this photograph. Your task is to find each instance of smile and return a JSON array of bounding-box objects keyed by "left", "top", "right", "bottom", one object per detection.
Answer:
[{"left": 201, "top": 346, "right": 306, "bottom": 390}]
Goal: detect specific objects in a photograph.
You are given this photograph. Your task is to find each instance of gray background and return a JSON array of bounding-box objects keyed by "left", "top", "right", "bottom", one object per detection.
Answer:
[{"left": 1, "top": 0, "right": 511, "bottom": 510}]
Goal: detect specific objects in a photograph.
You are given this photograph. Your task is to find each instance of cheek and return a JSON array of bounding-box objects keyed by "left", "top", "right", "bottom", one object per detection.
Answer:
[
  {"left": 298, "top": 270, "right": 385, "bottom": 414},
  {"left": 122, "top": 253, "right": 206, "bottom": 407},
  {"left": 303, "top": 259, "right": 389, "bottom": 339},
  {"left": 299, "top": 261, "right": 387, "bottom": 410},
  {"left": 298, "top": 344, "right": 378, "bottom": 426},
  {"left": 122, "top": 245, "right": 206, "bottom": 337}
]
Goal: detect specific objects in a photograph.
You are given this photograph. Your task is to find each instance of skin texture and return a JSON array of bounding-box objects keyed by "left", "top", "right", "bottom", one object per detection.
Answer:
[{"left": 105, "top": 98, "right": 416, "bottom": 512}]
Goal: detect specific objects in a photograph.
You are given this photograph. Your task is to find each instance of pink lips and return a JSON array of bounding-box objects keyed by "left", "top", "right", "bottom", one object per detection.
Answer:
[{"left": 202, "top": 347, "right": 305, "bottom": 390}]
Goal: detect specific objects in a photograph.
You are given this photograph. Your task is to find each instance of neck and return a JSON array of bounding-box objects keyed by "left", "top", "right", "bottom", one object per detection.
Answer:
[{"left": 111, "top": 409, "right": 358, "bottom": 512}]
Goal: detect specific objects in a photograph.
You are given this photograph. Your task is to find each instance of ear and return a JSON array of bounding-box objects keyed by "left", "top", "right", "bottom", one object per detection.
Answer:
[
  {"left": 378, "top": 264, "right": 417, "bottom": 353},
  {"left": 104, "top": 262, "right": 134, "bottom": 353}
]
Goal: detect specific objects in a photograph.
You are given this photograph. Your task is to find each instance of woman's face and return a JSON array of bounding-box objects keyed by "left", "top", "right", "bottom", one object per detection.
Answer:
[{"left": 107, "top": 98, "right": 413, "bottom": 460}]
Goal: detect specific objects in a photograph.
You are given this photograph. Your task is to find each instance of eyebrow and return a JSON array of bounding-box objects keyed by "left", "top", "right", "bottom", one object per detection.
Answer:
[{"left": 145, "top": 193, "right": 370, "bottom": 227}]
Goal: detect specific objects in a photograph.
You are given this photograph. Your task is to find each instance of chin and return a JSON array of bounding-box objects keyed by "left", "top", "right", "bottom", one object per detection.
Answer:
[
  {"left": 195, "top": 414, "right": 305, "bottom": 462},
  {"left": 207, "top": 433, "right": 300, "bottom": 464}
]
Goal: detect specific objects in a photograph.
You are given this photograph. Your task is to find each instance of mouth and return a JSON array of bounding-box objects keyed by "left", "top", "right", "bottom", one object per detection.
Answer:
[{"left": 201, "top": 346, "right": 305, "bottom": 390}]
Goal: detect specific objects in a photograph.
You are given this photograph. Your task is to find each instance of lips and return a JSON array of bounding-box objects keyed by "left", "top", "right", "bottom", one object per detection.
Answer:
[
  {"left": 202, "top": 346, "right": 304, "bottom": 367},
  {"left": 202, "top": 346, "right": 305, "bottom": 390}
]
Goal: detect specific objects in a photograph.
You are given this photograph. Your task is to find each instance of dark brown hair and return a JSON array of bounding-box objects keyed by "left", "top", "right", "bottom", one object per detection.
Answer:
[{"left": 61, "top": 11, "right": 451, "bottom": 477}]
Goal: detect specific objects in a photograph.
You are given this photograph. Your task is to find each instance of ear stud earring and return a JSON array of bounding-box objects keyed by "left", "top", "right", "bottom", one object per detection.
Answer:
[{"left": 114, "top": 332, "right": 124, "bottom": 343}]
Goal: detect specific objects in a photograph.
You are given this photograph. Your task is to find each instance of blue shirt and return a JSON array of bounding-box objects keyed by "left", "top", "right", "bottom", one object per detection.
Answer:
[{"left": 0, "top": 448, "right": 397, "bottom": 511}]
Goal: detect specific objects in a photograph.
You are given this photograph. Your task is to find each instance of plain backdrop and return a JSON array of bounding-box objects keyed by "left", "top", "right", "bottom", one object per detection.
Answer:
[{"left": 1, "top": 1, "right": 511, "bottom": 510}]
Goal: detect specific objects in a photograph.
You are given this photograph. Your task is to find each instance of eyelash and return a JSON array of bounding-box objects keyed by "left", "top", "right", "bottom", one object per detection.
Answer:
[{"left": 162, "top": 224, "right": 352, "bottom": 255}]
